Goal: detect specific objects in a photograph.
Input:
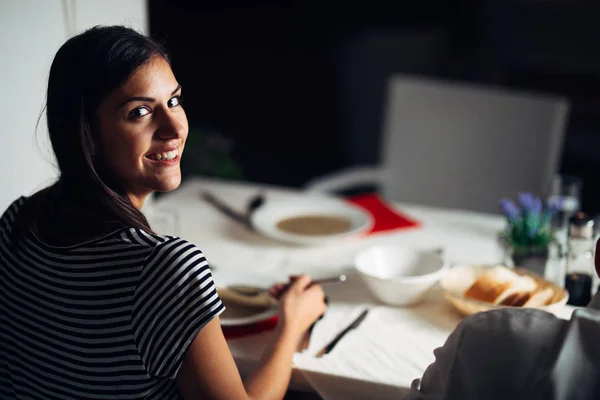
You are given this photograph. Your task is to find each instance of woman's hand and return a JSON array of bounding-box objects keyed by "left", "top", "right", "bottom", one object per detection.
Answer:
[
  {"left": 269, "top": 275, "right": 327, "bottom": 337},
  {"left": 179, "top": 274, "right": 327, "bottom": 400}
]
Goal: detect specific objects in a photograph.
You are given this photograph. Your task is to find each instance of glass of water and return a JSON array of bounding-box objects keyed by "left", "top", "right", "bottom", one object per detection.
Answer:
[{"left": 549, "top": 174, "right": 583, "bottom": 246}]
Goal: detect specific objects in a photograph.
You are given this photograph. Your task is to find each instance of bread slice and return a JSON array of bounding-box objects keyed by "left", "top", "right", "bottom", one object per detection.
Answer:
[
  {"left": 523, "top": 287, "right": 555, "bottom": 308},
  {"left": 464, "top": 267, "right": 537, "bottom": 305},
  {"left": 500, "top": 291, "right": 532, "bottom": 307},
  {"left": 464, "top": 276, "right": 513, "bottom": 303},
  {"left": 495, "top": 275, "right": 537, "bottom": 305}
]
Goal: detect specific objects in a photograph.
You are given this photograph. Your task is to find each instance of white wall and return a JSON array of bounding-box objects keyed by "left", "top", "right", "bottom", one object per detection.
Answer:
[
  {"left": 72, "top": 0, "right": 147, "bottom": 36},
  {"left": 0, "top": 0, "right": 147, "bottom": 212}
]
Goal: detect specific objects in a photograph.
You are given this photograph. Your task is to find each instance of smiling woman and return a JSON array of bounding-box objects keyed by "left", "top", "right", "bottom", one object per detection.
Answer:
[
  {"left": 96, "top": 56, "right": 188, "bottom": 209},
  {"left": 0, "top": 25, "right": 327, "bottom": 400}
]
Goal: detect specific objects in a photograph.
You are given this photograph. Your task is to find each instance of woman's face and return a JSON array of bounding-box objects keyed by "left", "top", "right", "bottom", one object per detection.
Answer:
[{"left": 96, "top": 56, "right": 188, "bottom": 209}]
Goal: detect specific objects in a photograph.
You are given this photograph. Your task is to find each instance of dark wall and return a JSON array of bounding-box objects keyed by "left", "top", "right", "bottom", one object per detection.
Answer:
[
  {"left": 149, "top": 0, "right": 600, "bottom": 212},
  {"left": 149, "top": 0, "right": 456, "bottom": 185}
]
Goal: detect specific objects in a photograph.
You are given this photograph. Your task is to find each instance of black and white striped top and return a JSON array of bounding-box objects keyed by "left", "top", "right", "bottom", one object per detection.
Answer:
[{"left": 0, "top": 197, "right": 224, "bottom": 399}]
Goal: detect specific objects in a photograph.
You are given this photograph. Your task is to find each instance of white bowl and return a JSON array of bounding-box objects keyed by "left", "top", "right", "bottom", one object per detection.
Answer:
[
  {"left": 354, "top": 245, "right": 448, "bottom": 306},
  {"left": 251, "top": 197, "right": 373, "bottom": 246}
]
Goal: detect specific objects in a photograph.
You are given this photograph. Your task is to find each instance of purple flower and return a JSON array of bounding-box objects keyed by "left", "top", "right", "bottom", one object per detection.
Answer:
[
  {"left": 518, "top": 192, "right": 542, "bottom": 214},
  {"left": 532, "top": 197, "right": 542, "bottom": 214},
  {"left": 499, "top": 198, "right": 520, "bottom": 221}
]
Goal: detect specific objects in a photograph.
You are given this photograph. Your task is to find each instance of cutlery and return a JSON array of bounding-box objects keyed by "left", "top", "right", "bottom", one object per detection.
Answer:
[
  {"left": 228, "top": 274, "right": 347, "bottom": 296},
  {"left": 246, "top": 192, "right": 265, "bottom": 223},
  {"left": 315, "top": 309, "right": 369, "bottom": 358},
  {"left": 200, "top": 191, "right": 264, "bottom": 230}
]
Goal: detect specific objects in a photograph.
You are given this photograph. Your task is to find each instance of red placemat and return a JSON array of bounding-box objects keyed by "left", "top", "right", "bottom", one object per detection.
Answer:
[
  {"left": 222, "top": 316, "right": 279, "bottom": 340},
  {"left": 347, "top": 193, "right": 420, "bottom": 235}
]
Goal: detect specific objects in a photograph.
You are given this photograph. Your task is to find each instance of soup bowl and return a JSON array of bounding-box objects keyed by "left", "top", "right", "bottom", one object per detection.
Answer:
[{"left": 355, "top": 245, "right": 448, "bottom": 306}]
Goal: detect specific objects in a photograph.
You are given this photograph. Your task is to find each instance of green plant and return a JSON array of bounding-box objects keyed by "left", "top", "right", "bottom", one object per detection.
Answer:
[
  {"left": 498, "top": 193, "right": 563, "bottom": 248},
  {"left": 181, "top": 127, "right": 243, "bottom": 180}
]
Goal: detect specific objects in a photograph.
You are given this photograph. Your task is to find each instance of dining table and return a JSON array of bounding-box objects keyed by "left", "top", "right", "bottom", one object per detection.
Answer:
[{"left": 146, "top": 176, "right": 576, "bottom": 400}]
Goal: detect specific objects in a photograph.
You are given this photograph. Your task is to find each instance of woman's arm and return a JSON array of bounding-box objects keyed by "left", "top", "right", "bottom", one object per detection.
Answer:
[{"left": 177, "top": 275, "right": 326, "bottom": 400}]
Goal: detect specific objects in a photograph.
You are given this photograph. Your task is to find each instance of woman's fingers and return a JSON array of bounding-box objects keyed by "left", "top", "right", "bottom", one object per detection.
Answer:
[{"left": 289, "top": 274, "right": 312, "bottom": 291}]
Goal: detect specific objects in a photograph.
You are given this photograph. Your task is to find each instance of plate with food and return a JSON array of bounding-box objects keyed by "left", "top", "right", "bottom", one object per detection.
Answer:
[
  {"left": 250, "top": 196, "right": 373, "bottom": 245},
  {"left": 212, "top": 270, "right": 279, "bottom": 327},
  {"left": 440, "top": 265, "right": 568, "bottom": 316}
]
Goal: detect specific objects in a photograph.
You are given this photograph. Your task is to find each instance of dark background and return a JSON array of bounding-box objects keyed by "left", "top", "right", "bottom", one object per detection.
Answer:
[{"left": 149, "top": 0, "right": 600, "bottom": 213}]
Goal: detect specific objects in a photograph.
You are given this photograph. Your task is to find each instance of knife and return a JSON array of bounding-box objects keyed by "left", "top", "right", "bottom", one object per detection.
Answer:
[
  {"left": 201, "top": 191, "right": 253, "bottom": 230},
  {"left": 315, "top": 309, "right": 369, "bottom": 357}
]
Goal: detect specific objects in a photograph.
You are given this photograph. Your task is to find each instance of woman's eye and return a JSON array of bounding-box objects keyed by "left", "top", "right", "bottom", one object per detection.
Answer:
[
  {"left": 128, "top": 107, "right": 150, "bottom": 119},
  {"left": 168, "top": 96, "right": 182, "bottom": 108}
]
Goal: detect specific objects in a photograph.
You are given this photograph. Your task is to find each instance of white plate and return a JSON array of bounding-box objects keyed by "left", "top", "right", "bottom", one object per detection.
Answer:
[
  {"left": 250, "top": 197, "right": 373, "bottom": 245},
  {"left": 212, "top": 269, "right": 279, "bottom": 327}
]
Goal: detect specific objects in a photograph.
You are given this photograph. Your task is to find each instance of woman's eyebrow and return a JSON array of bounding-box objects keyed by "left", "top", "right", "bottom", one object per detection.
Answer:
[
  {"left": 118, "top": 84, "right": 182, "bottom": 109},
  {"left": 118, "top": 96, "right": 154, "bottom": 109}
]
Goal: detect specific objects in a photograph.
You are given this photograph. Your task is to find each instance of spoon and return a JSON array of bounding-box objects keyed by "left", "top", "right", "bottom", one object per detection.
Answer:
[
  {"left": 200, "top": 191, "right": 265, "bottom": 231},
  {"left": 228, "top": 274, "right": 347, "bottom": 296},
  {"left": 245, "top": 192, "right": 265, "bottom": 230}
]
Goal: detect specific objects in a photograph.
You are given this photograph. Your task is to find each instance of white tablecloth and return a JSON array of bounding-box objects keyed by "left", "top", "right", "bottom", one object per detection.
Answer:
[{"left": 149, "top": 177, "right": 575, "bottom": 400}]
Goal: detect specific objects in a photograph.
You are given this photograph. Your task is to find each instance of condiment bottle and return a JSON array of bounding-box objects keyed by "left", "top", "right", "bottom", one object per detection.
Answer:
[{"left": 565, "top": 213, "right": 595, "bottom": 306}]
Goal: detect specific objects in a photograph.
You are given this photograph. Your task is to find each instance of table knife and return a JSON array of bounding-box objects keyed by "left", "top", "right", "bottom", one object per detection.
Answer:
[
  {"left": 315, "top": 309, "right": 369, "bottom": 358},
  {"left": 200, "top": 191, "right": 252, "bottom": 229}
]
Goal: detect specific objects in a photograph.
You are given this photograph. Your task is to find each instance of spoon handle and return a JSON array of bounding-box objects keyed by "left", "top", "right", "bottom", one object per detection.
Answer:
[
  {"left": 281, "top": 274, "right": 347, "bottom": 291},
  {"left": 201, "top": 191, "right": 252, "bottom": 230},
  {"left": 229, "top": 275, "right": 347, "bottom": 296},
  {"left": 311, "top": 275, "right": 347, "bottom": 286}
]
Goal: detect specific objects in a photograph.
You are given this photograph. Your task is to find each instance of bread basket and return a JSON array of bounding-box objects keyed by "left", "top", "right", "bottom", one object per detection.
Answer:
[{"left": 440, "top": 265, "right": 569, "bottom": 316}]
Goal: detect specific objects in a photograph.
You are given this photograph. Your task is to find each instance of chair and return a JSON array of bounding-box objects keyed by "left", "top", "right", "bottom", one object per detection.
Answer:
[{"left": 305, "top": 75, "right": 570, "bottom": 214}]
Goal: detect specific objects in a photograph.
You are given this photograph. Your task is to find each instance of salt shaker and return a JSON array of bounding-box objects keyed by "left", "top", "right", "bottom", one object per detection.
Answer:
[{"left": 564, "top": 213, "right": 595, "bottom": 306}]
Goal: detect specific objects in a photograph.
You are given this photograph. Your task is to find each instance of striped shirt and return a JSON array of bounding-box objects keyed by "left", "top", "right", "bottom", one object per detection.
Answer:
[{"left": 0, "top": 197, "right": 225, "bottom": 399}]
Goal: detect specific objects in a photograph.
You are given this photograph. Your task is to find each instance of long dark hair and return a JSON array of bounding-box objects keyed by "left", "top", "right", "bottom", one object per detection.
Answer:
[{"left": 17, "top": 26, "right": 171, "bottom": 245}]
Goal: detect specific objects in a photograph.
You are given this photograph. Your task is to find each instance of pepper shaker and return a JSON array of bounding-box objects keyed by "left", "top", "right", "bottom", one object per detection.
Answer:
[{"left": 564, "top": 213, "right": 595, "bottom": 306}]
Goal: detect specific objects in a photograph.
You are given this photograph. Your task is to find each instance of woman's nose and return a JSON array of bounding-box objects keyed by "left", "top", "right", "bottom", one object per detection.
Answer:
[{"left": 157, "top": 110, "right": 187, "bottom": 139}]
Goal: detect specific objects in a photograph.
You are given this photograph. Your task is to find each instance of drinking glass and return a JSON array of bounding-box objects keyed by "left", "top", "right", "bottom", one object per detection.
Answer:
[{"left": 549, "top": 174, "right": 583, "bottom": 245}]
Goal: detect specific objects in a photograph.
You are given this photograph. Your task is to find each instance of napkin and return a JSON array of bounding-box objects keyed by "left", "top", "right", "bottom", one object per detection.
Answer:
[
  {"left": 292, "top": 294, "right": 460, "bottom": 400},
  {"left": 222, "top": 316, "right": 279, "bottom": 340},
  {"left": 346, "top": 194, "right": 420, "bottom": 235}
]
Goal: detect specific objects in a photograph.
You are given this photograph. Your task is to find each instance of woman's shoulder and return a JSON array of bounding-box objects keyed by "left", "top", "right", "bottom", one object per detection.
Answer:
[
  {"left": 118, "top": 228, "right": 205, "bottom": 261},
  {"left": 0, "top": 196, "right": 29, "bottom": 234},
  {"left": 0, "top": 196, "right": 28, "bottom": 223},
  {"left": 117, "top": 227, "right": 195, "bottom": 250}
]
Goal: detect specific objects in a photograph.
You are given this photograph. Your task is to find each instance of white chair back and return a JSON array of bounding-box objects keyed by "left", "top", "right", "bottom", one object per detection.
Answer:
[{"left": 378, "top": 76, "right": 569, "bottom": 213}]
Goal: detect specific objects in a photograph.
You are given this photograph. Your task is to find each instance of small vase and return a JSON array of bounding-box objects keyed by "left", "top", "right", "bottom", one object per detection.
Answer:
[{"left": 510, "top": 245, "right": 549, "bottom": 277}]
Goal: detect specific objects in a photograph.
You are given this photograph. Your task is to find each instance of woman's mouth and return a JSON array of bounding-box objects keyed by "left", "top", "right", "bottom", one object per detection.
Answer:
[
  {"left": 145, "top": 148, "right": 180, "bottom": 165},
  {"left": 146, "top": 148, "right": 179, "bottom": 161}
]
